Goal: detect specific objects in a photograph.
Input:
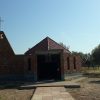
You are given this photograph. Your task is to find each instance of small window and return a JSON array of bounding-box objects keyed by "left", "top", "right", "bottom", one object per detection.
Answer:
[
  {"left": 67, "top": 57, "right": 70, "bottom": 70},
  {"left": 73, "top": 57, "right": 76, "bottom": 69},
  {"left": 28, "top": 58, "right": 31, "bottom": 71}
]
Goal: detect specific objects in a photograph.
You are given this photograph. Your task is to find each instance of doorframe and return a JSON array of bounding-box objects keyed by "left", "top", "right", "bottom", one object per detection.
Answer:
[{"left": 34, "top": 50, "right": 64, "bottom": 81}]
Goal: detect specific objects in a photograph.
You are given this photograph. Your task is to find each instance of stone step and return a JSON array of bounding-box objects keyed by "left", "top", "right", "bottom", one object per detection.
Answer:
[
  {"left": 19, "top": 81, "right": 80, "bottom": 89},
  {"left": 31, "top": 87, "right": 75, "bottom": 100}
]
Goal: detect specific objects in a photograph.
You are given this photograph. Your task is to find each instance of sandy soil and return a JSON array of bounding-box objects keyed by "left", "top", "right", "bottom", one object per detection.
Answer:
[
  {"left": 0, "top": 88, "right": 34, "bottom": 100},
  {"left": 66, "top": 78, "right": 100, "bottom": 100}
]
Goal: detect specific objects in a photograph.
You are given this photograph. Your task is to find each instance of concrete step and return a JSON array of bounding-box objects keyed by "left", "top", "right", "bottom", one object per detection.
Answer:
[{"left": 19, "top": 81, "right": 80, "bottom": 89}]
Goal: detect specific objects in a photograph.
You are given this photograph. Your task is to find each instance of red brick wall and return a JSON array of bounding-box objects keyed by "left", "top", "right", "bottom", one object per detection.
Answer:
[
  {"left": 10, "top": 55, "right": 25, "bottom": 74},
  {"left": 0, "top": 55, "right": 25, "bottom": 75},
  {"left": 63, "top": 53, "right": 82, "bottom": 74},
  {"left": 74, "top": 55, "right": 82, "bottom": 71},
  {"left": 0, "top": 31, "right": 15, "bottom": 75}
]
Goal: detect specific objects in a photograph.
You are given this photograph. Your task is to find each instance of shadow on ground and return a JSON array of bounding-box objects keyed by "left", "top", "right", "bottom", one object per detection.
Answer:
[
  {"left": 89, "top": 80, "right": 100, "bottom": 84},
  {"left": 0, "top": 80, "right": 60, "bottom": 90},
  {"left": 83, "top": 73, "right": 100, "bottom": 78},
  {"left": 0, "top": 81, "right": 34, "bottom": 90}
]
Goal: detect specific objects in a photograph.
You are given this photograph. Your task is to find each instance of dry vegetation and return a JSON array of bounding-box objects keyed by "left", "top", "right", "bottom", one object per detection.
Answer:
[
  {"left": 66, "top": 67, "right": 100, "bottom": 100},
  {"left": 66, "top": 78, "right": 100, "bottom": 100},
  {"left": 82, "top": 67, "right": 100, "bottom": 73}
]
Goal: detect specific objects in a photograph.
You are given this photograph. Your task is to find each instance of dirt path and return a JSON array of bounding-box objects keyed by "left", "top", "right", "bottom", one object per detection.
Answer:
[{"left": 66, "top": 78, "right": 100, "bottom": 100}]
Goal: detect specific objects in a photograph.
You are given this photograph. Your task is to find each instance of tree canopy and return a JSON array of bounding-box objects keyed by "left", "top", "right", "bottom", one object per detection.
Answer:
[
  {"left": 91, "top": 44, "right": 100, "bottom": 66},
  {"left": 60, "top": 42, "right": 100, "bottom": 67}
]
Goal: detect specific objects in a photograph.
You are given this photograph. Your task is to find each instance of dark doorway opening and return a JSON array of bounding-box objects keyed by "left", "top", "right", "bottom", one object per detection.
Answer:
[
  {"left": 37, "top": 54, "right": 61, "bottom": 81},
  {"left": 28, "top": 58, "right": 31, "bottom": 71}
]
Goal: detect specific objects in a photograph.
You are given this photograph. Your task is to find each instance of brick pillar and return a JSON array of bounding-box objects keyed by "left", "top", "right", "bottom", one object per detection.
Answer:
[
  {"left": 60, "top": 51, "right": 64, "bottom": 80},
  {"left": 34, "top": 54, "right": 37, "bottom": 81}
]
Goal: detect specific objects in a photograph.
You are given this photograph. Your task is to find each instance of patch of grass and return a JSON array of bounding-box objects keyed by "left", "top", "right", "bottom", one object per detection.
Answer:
[
  {"left": 82, "top": 67, "right": 100, "bottom": 78},
  {"left": 82, "top": 67, "right": 100, "bottom": 73},
  {"left": 0, "top": 96, "right": 2, "bottom": 100}
]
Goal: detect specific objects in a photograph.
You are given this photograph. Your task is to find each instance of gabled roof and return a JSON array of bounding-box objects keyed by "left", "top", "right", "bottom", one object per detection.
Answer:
[
  {"left": 25, "top": 36, "right": 70, "bottom": 55},
  {"left": 0, "top": 31, "right": 15, "bottom": 55}
]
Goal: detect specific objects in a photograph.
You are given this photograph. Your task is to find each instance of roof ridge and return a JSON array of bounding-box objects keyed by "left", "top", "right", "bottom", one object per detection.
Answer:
[
  {"left": 44, "top": 36, "right": 70, "bottom": 53},
  {"left": 25, "top": 36, "right": 71, "bottom": 54}
]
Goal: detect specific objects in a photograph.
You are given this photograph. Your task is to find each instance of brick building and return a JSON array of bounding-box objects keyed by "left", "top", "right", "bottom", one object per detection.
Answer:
[{"left": 0, "top": 31, "right": 81, "bottom": 81}]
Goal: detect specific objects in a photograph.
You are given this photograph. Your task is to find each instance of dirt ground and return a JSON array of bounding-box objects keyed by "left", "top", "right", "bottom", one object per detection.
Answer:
[
  {"left": 0, "top": 88, "right": 34, "bottom": 100},
  {"left": 0, "top": 77, "right": 100, "bottom": 100},
  {"left": 66, "top": 77, "right": 100, "bottom": 100}
]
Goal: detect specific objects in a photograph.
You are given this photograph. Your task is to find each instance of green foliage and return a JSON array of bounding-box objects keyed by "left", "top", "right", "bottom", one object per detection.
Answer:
[
  {"left": 91, "top": 44, "right": 100, "bottom": 65},
  {"left": 60, "top": 42, "right": 100, "bottom": 67},
  {"left": 72, "top": 51, "right": 91, "bottom": 67},
  {"left": 59, "top": 42, "right": 69, "bottom": 50}
]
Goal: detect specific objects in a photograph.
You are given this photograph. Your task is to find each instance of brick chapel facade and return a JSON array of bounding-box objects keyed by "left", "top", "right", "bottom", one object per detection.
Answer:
[{"left": 0, "top": 31, "right": 81, "bottom": 81}]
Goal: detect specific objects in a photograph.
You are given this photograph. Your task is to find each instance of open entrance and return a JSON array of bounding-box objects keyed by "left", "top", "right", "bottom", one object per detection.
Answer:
[{"left": 37, "top": 53, "right": 61, "bottom": 81}]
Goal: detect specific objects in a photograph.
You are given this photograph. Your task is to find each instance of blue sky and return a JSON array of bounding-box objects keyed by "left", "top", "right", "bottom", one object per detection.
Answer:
[{"left": 0, "top": 0, "right": 100, "bottom": 54}]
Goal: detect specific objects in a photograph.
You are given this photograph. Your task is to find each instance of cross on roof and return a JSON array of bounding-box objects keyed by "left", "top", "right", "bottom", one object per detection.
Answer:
[{"left": 0, "top": 17, "right": 4, "bottom": 31}]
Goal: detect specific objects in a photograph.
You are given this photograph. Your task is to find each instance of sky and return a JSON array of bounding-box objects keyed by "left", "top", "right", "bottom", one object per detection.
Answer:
[{"left": 0, "top": 0, "right": 100, "bottom": 54}]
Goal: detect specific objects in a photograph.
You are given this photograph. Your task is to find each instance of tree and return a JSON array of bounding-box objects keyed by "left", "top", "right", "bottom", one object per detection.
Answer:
[
  {"left": 91, "top": 44, "right": 100, "bottom": 66},
  {"left": 59, "top": 42, "right": 70, "bottom": 50},
  {"left": 59, "top": 42, "right": 100, "bottom": 67},
  {"left": 72, "top": 51, "right": 91, "bottom": 67}
]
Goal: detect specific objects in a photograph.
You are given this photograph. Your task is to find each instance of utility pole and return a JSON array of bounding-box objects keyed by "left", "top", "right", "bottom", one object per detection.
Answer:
[{"left": 0, "top": 17, "right": 3, "bottom": 31}]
